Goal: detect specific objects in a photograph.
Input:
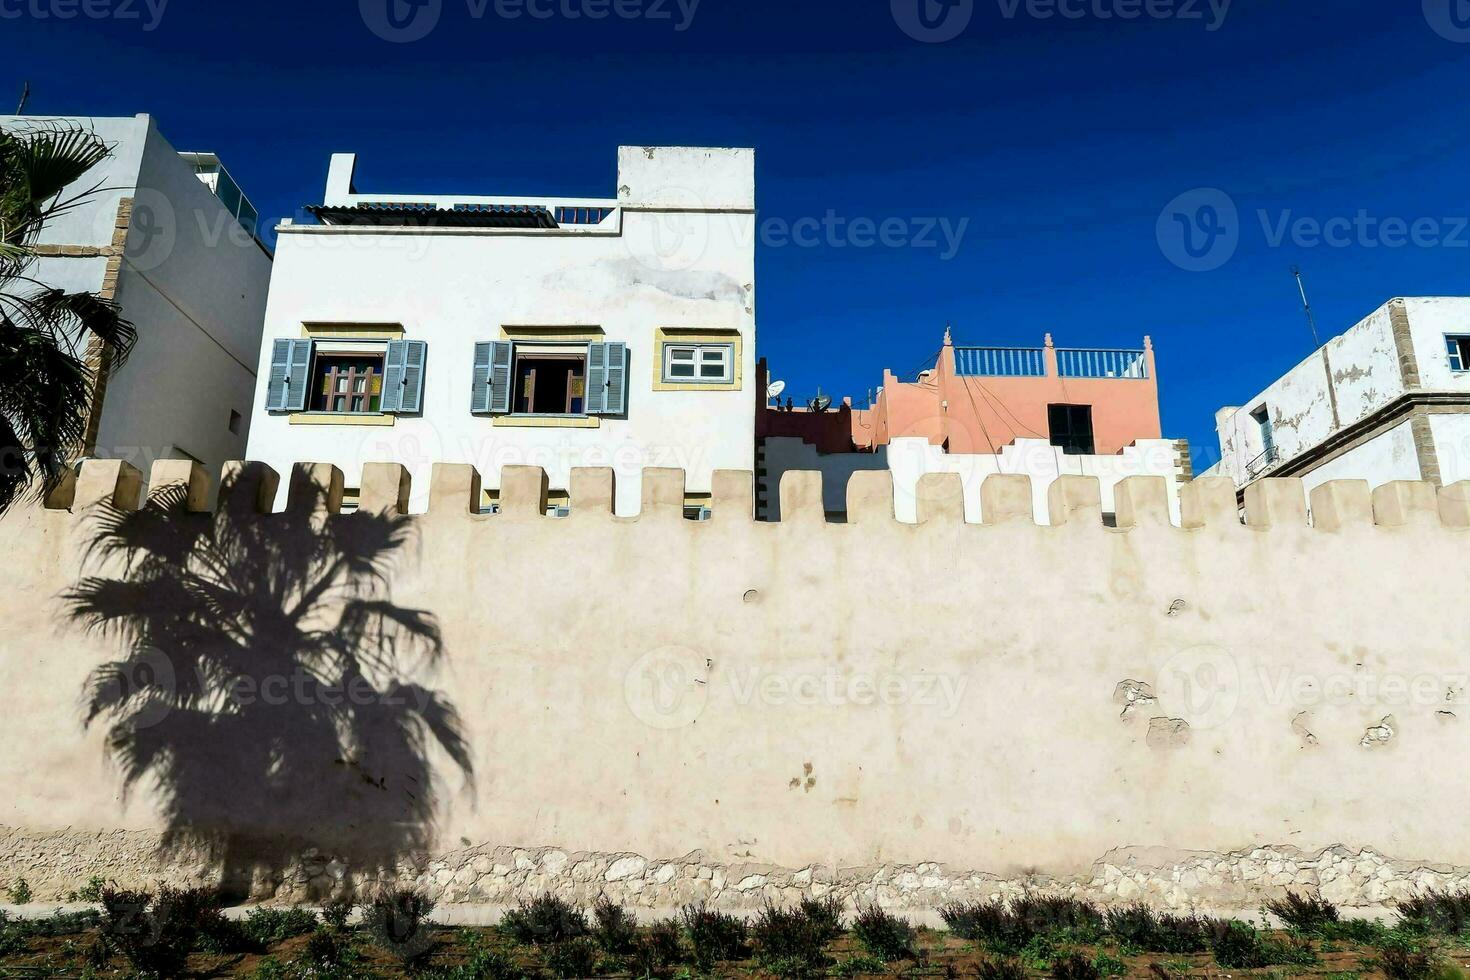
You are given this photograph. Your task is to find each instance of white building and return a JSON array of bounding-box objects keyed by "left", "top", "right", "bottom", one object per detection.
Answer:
[
  {"left": 0, "top": 113, "right": 272, "bottom": 474},
  {"left": 246, "top": 145, "right": 756, "bottom": 515},
  {"left": 1210, "top": 297, "right": 1470, "bottom": 496}
]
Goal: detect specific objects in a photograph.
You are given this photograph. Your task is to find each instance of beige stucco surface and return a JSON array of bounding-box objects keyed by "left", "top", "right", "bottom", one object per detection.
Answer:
[{"left": 1, "top": 460, "right": 1468, "bottom": 910}]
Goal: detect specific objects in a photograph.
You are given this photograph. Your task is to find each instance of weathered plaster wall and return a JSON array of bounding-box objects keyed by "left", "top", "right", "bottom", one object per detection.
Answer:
[
  {"left": 1298, "top": 420, "right": 1421, "bottom": 497},
  {"left": 2, "top": 459, "right": 1469, "bottom": 913}
]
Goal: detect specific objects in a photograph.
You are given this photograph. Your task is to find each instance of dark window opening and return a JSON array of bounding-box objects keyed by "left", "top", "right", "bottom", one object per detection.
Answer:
[
  {"left": 228, "top": 410, "right": 242, "bottom": 435},
  {"left": 1048, "top": 404, "right": 1095, "bottom": 456},
  {"left": 515, "top": 354, "right": 586, "bottom": 415},
  {"left": 313, "top": 356, "right": 383, "bottom": 413},
  {"left": 1447, "top": 335, "right": 1470, "bottom": 372}
]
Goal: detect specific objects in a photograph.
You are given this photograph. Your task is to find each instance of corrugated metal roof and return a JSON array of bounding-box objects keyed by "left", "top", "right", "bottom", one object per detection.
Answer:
[{"left": 305, "top": 203, "right": 558, "bottom": 229}]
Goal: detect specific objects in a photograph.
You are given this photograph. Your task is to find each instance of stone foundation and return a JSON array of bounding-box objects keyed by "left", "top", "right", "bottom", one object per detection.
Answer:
[{"left": 4, "top": 827, "right": 1467, "bottom": 914}]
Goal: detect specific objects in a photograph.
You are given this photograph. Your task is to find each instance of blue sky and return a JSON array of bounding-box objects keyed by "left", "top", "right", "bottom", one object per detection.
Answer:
[{"left": 6, "top": 0, "right": 1470, "bottom": 466}]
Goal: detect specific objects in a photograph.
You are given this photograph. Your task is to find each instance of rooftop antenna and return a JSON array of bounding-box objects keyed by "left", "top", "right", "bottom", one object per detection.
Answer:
[
  {"left": 14, "top": 81, "right": 30, "bottom": 115},
  {"left": 1291, "top": 265, "right": 1321, "bottom": 348}
]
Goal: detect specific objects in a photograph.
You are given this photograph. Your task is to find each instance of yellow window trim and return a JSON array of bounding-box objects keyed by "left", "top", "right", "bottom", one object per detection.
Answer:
[
  {"left": 289, "top": 413, "right": 397, "bottom": 427},
  {"left": 301, "top": 323, "right": 405, "bottom": 340},
  {"left": 500, "top": 326, "right": 605, "bottom": 342},
  {"left": 653, "top": 328, "right": 743, "bottom": 391},
  {"left": 492, "top": 415, "right": 601, "bottom": 429}
]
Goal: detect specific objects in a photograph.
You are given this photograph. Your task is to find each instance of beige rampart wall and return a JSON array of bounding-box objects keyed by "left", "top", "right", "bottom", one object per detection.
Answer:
[{"left": 1, "top": 460, "right": 1468, "bottom": 913}]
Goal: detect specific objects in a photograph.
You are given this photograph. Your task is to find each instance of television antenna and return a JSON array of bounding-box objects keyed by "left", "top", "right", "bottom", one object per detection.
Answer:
[
  {"left": 15, "top": 82, "right": 29, "bottom": 115},
  {"left": 1291, "top": 265, "right": 1321, "bottom": 348}
]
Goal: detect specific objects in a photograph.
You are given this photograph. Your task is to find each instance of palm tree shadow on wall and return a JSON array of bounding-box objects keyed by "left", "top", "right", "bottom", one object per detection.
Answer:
[{"left": 64, "top": 468, "right": 473, "bottom": 900}]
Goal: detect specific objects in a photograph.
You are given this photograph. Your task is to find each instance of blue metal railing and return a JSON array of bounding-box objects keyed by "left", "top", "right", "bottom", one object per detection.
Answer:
[
  {"left": 954, "top": 346, "right": 1046, "bottom": 377},
  {"left": 1056, "top": 348, "right": 1148, "bottom": 380},
  {"left": 555, "top": 206, "right": 615, "bottom": 226}
]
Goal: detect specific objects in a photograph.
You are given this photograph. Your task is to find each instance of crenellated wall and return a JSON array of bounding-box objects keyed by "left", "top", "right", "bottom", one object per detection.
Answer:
[{"left": 1, "top": 458, "right": 1469, "bottom": 913}]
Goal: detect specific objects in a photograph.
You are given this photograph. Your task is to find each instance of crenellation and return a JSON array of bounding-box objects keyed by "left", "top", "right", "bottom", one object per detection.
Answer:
[
  {"left": 501, "top": 465, "right": 551, "bottom": 520},
  {"left": 916, "top": 472, "right": 965, "bottom": 524},
  {"left": 640, "top": 467, "right": 686, "bottom": 523},
  {"left": 711, "top": 469, "right": 755, "bottom": 522},
  {"left": 1179, "top": 477, "right": 1238, "bottom": 530},
  {"left": 149, "top": 460, "right": 212, "bottom": 513},
  {"left": 779, "top": 470, "right": 824, "bottom": 527},
  {"left": 570, "top": 467, "right": 616, "bottom": 519},
  {"left": 360, "top": 462, "right": 412, "bottom": 516},
  {"left": 980, "top": 473, "right": 1031, "bottom": 525},
  {"left": 846, "top": 471, "right": 894, "bottom": 525},
  {"left": 1439, "top": 481, "right": 1470, "bottom": 528},
  {"left": 1244, "top": 478, "right": 1308, "bottom": 529},
  {"left": 220, "top": 461, "right": 280, "bottom": 515},
  {"left": 286, "top": 463, "right": 344, "bottom": 516},
  {"left": 1309, "top": 480, "right": 1374, "bottom": 532},
  {"left": 429, "top": 463, "right": 482, "bottom": 516},
  {"left": 1371, "top": 480, "right": 1440, "bottom": 529},
  {"left": 1047, "top": 475, "right": 1103, "bottom": 527},
  {"left": 1113, "top": 476, "right": 1171, "bottom": 529},
  {"left": 74, "top": 459, "right": 143, "bottom": 512}
]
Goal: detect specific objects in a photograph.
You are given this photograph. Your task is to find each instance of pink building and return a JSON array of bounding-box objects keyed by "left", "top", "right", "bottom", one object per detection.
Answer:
[{"left": 756, "top": 330, "right": 1185, "bottom": 523}]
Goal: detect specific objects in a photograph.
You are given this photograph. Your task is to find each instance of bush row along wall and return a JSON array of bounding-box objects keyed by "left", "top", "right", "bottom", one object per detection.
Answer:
[{"left": 0, "top": 457, "right": 1468, "bottom": 913}]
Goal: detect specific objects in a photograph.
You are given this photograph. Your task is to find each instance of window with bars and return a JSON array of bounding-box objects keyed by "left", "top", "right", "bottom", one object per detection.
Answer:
[
  {"left": 314, "top": 356, "right": 384, "bottom": 414},
  {"left": 664, "top": 343, "right": 733, "bottom": 384}
]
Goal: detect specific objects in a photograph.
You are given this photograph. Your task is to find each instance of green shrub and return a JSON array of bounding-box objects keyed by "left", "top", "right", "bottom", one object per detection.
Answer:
[
  {"left": 1209, "top": 919, "right": 1317, "bottom": 969},
  {"left": 1103, "top": 902, "right": 1216, "bottom": 953},
  {"left": 1381, "top": 942, "right": 1435, "bottom": 980},
  {"left": 100, "top": 886, "right": 192, "bottom": 977},
  {"left": 545, "top": 936, "right": 600, "bottom": 978},
  {"left": 851, "top": 903, "right": 916, "bottom": 961},
  {"left": 590, "top": 896, "right": 638, "bottom": 954},
  {"left": 242, "top": 906, "right": 319, "bottom": 947},
  {"left": 1092, "top": 951, "right": 1128, "bottom": 976},
  {"left": 1051, "top": 951, "right": 1101, "bottom": 980},
  {"left": 66, "top": 875, "right": 107, "bottom": 903},
  {"left": 6, "top": 878, "right": 31, "bottom": 904},
  {"left": 680, "top": 901, "right": 748, "bottom": 971},
  {"left": 1015, "top": 894, "right": 1105, "bottom": 940},
  {"left": 751, "top": 902, "right": 832, "bottom": 976},
  {"left": 320, "top": 898, "right": 355, "bottom": 931},
  {"left": 832, "top": 952, "right": 887, "bottom": 976},
  {"left": 1399, "top": 890, "right": 1470, "bottom": 936},
  {"left": 361, "top": 886, "right": 436, "bottom": 965},
  {"left": 798, "top": 895, "right": 844, "bottom": 941},
  {"left": 500, "top": 894, "right": 588, "bottom": 945},
  {"left": 630, "top": 918, "right": 685, "bottom": 975},
  {"left": 1266, "top": 891, "right": 1340, "bottom": 933},
  {"left": 977, "top": 956, "right": 1030, "bottom": 980},
  {"left": 941, "top": 899, "right": 1025, "bottom": 951}
]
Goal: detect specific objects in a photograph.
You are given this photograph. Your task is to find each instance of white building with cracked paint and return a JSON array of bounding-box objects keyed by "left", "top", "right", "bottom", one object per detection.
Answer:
[
  {"left": 245, "top": 145, "right": 756, "bottom": 515},
  {"left": 1209, "top": 296, "right": 1470, "bottom": 496}
]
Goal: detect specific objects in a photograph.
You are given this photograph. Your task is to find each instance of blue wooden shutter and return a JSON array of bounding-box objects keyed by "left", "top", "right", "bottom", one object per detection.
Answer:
[
  {"left": 267, "top": 338, "right": 312, "bottom": 412},
  {"left": 380, "top": 341, "right": 406, "bottom": 413},
  {"left": 472, "top": 342, "right": 494, "bottom": 414},
  {"left": 383, "top": 340, "right": 426, "bottom": 413},
  {"left": 488, "top": 341, "right": 514, "bottom": 414},
  {"left": 585, "top": 342, "right": 607, "bottom": 414},
  {"left": 602, "top": 341, "right": 628, "bottom": 415}
]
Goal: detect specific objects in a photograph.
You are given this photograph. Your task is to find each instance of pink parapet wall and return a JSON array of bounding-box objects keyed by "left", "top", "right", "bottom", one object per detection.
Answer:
[{"left": 852, "top": 331, "right": 1162, "bottom": 455}]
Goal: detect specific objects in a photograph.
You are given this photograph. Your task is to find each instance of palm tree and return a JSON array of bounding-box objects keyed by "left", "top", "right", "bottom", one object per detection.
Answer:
[
  {"left": 65, "top": 473, "right": 473, "bottom": 898},
  {"left": 0, "top": 123, "right": 137, "bottom": 515}
]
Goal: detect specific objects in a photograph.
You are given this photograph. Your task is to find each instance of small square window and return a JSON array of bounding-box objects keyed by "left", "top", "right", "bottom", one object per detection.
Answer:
[
  {"left": 1447, "top": 335, "right": 1470, "bottom": 373},
  {"left": 663, "top": 343, "right": 733, "bottom": 384}
]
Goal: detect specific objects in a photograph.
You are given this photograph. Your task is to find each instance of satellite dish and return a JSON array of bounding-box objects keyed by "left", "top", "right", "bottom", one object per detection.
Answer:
[
  {"left": 812, "top": 394, "right": 833, "bottom": 412},
  {"left": 767, "top": 380, "right": 787, "bottom": 400}
]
